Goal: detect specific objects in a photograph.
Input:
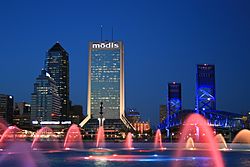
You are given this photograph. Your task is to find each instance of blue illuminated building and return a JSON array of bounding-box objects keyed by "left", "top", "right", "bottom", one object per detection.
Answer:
[
  {"left": 168, "top": 82, "right": 182, "bottom": 115},
  {"left": 196, "top": 64, "right": 216, "bottom": 112},
  {"left": 158, "top": 64, "right": 245, "bottom": 142},
  {"left": 168, "top": 82, "right": 182, "bottom": 127}
]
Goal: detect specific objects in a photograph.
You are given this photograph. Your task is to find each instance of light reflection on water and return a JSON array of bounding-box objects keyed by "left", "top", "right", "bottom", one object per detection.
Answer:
[
  {"left": 94, "top": 159, "right": 109, "bottom": 167},
  {"left": 0, "top": 148, "right": 250, "bottom": 167}
]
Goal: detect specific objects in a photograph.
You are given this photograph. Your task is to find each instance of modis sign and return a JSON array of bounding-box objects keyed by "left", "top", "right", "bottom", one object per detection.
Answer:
[{"left": 92, "top": 42, "right": 119, "bottom": 49}]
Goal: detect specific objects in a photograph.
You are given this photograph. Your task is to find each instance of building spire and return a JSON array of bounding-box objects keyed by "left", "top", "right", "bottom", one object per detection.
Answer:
[
  {"left": 100, "top": 25, "right": 103, "bottom": 42},
  {"left": 111, "top": 27, "right": 114, "bottom": 41}
]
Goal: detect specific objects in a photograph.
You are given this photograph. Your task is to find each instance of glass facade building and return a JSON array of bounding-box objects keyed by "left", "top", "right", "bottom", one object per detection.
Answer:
[
  {"left": 31, "top": 69, "right": 61, "bottom": 122},
  {"left": 45, "top": 42, "right": 70, "bottom": 120},
  {"left": 90, "top": 45, "right": 121, "bottom": 119},
  {"left": 80, "top": 41, "right": 133, "bottom": 131}
]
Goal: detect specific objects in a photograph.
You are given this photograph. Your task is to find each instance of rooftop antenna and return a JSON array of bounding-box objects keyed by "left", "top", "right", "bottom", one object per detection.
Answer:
[
  {"left": 100, "top": 25, "right": 103, "bottom": 42},
  {"left": 111, "top": 27, "right": 114, "bottom": 41}
]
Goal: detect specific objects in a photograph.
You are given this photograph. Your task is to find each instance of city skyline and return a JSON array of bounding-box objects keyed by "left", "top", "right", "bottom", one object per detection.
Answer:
[{"left": 0, "top": 0, "right": 250, "bottom": 127}]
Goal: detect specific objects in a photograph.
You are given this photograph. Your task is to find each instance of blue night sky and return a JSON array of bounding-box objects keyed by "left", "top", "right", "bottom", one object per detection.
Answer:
[{"left": 0, "top": 0, "right": 250, "bottom": 127}]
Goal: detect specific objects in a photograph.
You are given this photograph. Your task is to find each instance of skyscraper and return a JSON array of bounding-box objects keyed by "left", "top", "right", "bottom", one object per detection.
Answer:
[
  {"left": 45, "top": 42, "right": 69, "bottom": 120},
  {"left": 196, "top": 64, "right": 216, "bottom": 112},
  {"left": 80, "top": 41, "right": 133, "bottom": 131},
  {"left": 0, "top": 94, "right": 14, "bottom": 124},
  {"left": 31, "top": 69, "right": 61, "bottom": 122},
  {"left": 13, "top": 102, "right": 31, "bottom": 129}
]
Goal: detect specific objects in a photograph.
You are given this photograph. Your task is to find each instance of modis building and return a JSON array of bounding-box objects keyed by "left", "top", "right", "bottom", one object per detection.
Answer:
[{"left": 80, "top": 41, "right": 133, "bottom": 133}]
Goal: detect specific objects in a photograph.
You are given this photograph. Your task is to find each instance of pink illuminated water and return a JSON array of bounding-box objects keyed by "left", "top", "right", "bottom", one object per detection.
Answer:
[
  {"left": 31, "top": 127, "right": 59, "bottom": 150},
  {"left": 215, "top": 134, "right": 228, "bottom": 149},
  {"left": 154, "top": 129, "right": 163, "bottom": 149},
  {"left": 185, "top": 137, "right": 195, "bottom": 149},
  {"left": 173, "top": 113, "right": 224, "bottom": 167},
  {"left": 96, "top": 126, "right": 105, "bottom": 148},
  {"left": 125, "top": 132, "right": 133, "bottom": 149},
  {"left": 0, "top": 141, "right": 48, "bottom": 167},
  {"left": 232, "top": 129, "right": 250, "bottom": 144},
  {"left": 0, "top": 126, "right": 20, "bottom": 143},
  {"left": 64, "top": 124, "right": 83, "bottom": 149}
]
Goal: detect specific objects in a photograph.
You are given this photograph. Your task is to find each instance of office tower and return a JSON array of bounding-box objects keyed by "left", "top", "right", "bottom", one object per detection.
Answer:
[
  {"left": 196, "top": 64, "right": 216, "bottom": 112},
  {"left": 159, "top": 105, "right": 167, "bottom": 123},
  {"left": 13, "top": 102, "right": 31, "bottom": 129},
  {"left": 31, "top": 69, "right": 61, "bottom": 122},
  {"left": 80, "top": 41, "right": 133, "bottom": 131},
  {"left": 45, "top": 42, "right": 69, "bottom": 120},
  {"left": 168, "top": 82, "right": 182, "bottom": 115},
  {"left": 0, "top": 94, "right": 14, "bottom": 124}
]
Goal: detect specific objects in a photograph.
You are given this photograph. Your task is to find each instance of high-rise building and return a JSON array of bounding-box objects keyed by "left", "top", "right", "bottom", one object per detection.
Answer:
[
  {"left": 0, "top": 94, "right": 14, "bottom": 124},
  {"left": 45, "top": 42, "right": 70, "bottom": 120},
  {"left": 159, "top": 105, "right": 167, "bottom": 123},
  {"left": 31, "top": 69, "right": 61, "bottom": 122},
  {"left": 13, "top": 102, "right": 31, "bottom": 129},
  {"left": 80, "top": 41, "right": 133, "bottom": 132},
  {"left": 168, "top": 82, "right": 182, "bottom": 115},
  {"left": 196, "top": 64, "right": 216, "bottom": 112}
]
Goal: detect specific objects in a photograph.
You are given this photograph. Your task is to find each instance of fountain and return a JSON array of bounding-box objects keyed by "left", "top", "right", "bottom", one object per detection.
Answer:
[
  {"left": 95, "top": 102, "right": 106, "bottom": 149},
  {"left": 0, "top": 141, "right": 48, "bottom": 167},
  {"left": 0, "top": 121, "right": 8, "bottom": 148},
  {"left": 96, "top": 126, "right": 105, "bottom": 148},
  {"left": 215, "top": 134, "right": 228, "bottom": 149},
  {"left": 0, "top": 126, "right": 20, "bottom": 144},
  {"left": 154, "top": 129, "right": 163, "bottom": 150},
  {"left": 1, "top": 113, "right": 250, "bottom": 166},
  {"left": 185, "top": 137, "right": 195, "bottom": 150},
  {"left": 173, "top": 113, "right": 224, "bottom": 167},
  {"left": 232, "top": 129, "right": 250, "bottom": 144},
  {"left": 125, "top": 132, "right": 133, "bottom": 149},
  {"left": 64, "top": 124, "right": 83, "bottom": 150},
  {"left": 31, "top": 127, "right": 59, "bottom": 150}
]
